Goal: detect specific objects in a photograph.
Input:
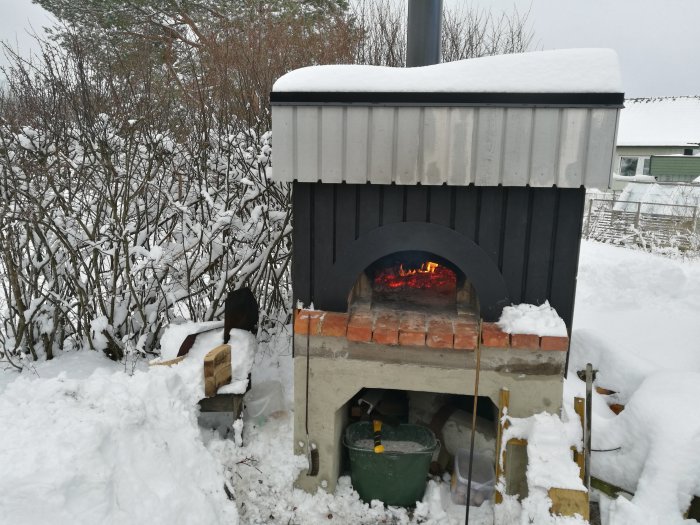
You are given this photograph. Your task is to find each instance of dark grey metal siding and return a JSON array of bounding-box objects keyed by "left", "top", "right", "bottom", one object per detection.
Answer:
[{"left": 292, "top": 182, "right": 585, "bottom": 331}]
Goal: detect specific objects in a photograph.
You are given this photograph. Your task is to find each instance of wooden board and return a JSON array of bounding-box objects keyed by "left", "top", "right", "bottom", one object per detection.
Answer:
[
  {"left": 549, "top": 488, "right": 590, "bottom": 521},
  {"left": 203, "top": 345, "right": 232, "bottom": 398}
]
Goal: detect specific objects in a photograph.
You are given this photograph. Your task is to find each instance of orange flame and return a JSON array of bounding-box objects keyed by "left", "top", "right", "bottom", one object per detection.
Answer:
[{"left": 374, "top": 261, "right": 456, "bottom": 291}]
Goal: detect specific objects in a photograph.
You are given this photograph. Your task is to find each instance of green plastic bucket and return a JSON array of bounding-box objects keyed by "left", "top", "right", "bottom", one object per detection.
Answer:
[{"left": 343, "top": 421, "right": 438, "bottom": 507}]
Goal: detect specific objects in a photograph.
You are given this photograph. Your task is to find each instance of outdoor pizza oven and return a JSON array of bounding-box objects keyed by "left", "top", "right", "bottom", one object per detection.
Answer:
[{"left": 271, "top": 49, "right": 623, "bottom": 494}]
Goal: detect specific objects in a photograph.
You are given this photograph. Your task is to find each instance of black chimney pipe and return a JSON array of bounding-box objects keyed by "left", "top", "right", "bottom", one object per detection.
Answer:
[{"left": 406, "top": 0, "right": 443, "bottom": 67}]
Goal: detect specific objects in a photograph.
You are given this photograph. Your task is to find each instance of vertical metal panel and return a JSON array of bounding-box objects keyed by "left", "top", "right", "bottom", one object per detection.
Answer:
[
  {"left": 368, "top": 107, "right": 395, "bottom": 184},
  {"left": 502, "top": 108, "right": 533, "bottom": 186},
  {"left": 453, "top": 186, "right": 478, "bottom": 240},
  {"left": 382, "top": 185, "right": 404, "bottom": 224},
  {"left": 345, "top": 107, "right": 370, "bottom": 184},
  {"left": 500, "top": 187, "right": 530, "bottom": 305},
  {"left": 358, "top": 185, "right": 381, "bottom": 234},
  {"left": 295, "top": 107, "right": 320, "bottom": 182},
  {"left": 320, "top": 107, "right": 344, "bottom": 183},
  {"left": 549, "top": 188, "right": 585, "bottom": 330},
  {"left": 586, "top": 108, "right": 619, "bottom": 188},
  {"left": 335, "top": 185, "right": 357, "bottom": 257},
  {"left": 422, "top": 107, "right": 450, "bottom": 185},
  {"left": 557, "top": 109, "right": 589, "bottom": 188},
  {"left": 530, "top": 109, "right": 560, "bottom": 187},
  {"left": 395, "top": 107, "right": 422, "bottom": 185},
  {"left": 406, "top": 185, "right": 429, "bottom": 222},
  {"left": 313, "top": 184, "right": 336, "bottom": 306},
  {"left": 292, "top": 183, "right": 312, "bottom": 305},
  {"left": 523, "top": 188, "right": 557, "bottom": 303},
  {"left": 447, "top": 107, "right": 477, "bottom": 186},
  {"left": 428, "top": 185, "right": 451, "bottom": 226},
  {"left": 478, "top": 187, "right": 504, "bottom": 264},
  {"left": 475, "top": 108, "right": 505, "bottom": 186},
  {"left": 271, "top": 106, "right": 295, "bottom": 182}
]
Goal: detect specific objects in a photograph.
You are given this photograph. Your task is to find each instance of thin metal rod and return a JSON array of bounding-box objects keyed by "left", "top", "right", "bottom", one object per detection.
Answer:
[
  {"left": 465, "top": 328, "right": 482, "bottom": 523},
  {"left": 585, "top": 363, "right": 593, "bottom": 491}
]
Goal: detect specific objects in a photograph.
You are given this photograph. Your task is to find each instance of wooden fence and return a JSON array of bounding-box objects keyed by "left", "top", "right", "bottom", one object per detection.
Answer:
[{"left": 583, "top": 198, "right": 699, "bottom": 252}]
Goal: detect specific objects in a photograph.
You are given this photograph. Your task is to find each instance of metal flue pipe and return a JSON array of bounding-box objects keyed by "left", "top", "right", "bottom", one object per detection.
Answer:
[{"left": 406, "top": 0, "right": 443, "bottom": 67}]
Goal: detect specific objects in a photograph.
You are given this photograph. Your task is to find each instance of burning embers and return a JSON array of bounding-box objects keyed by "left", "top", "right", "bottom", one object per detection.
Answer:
[{"left": 373, "top": 261, "right": 456, "bottom": 292}]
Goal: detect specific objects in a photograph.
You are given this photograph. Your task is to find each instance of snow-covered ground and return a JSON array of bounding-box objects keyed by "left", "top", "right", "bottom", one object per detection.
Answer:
[{"left": 1, "top": 240, "right": 699, "bottom": 524}]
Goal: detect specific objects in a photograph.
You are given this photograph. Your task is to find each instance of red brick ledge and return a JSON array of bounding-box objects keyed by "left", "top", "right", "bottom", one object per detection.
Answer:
[{"left": 294, "top": 310, "right": 568, "bottom": 352}]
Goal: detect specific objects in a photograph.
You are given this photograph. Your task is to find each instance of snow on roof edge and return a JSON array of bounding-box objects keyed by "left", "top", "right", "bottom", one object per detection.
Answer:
[{"left": 272, "top": 48, "right": 623, "bottom": 95}]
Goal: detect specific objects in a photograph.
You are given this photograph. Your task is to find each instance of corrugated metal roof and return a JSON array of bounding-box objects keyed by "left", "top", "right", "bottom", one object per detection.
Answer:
[{"left": 272, "top": 104, "right": 619, "bottom": 188}]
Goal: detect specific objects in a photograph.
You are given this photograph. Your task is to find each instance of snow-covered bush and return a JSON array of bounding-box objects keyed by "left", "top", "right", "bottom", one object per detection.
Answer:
[{"left": 0, "top": 41, "right": 291, "bottom": 365}]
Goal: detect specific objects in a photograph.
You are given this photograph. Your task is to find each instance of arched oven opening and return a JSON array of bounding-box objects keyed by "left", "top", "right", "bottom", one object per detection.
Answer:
[{"left": 348, "top": 250, "right": 479, "bottom": 317}]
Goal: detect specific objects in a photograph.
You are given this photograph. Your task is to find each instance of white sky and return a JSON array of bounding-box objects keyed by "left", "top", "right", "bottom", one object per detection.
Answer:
[{"left": 1, "top": 0, "right": 699, "bottom": 98}]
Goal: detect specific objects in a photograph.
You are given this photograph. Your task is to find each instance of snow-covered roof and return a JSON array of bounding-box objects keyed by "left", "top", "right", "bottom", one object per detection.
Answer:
[
  {"left": 617, "top": 96, "right": 700, "bottom": 147},
  {"left": 273, "top": 48, "right": 622, "bottom": 94}
]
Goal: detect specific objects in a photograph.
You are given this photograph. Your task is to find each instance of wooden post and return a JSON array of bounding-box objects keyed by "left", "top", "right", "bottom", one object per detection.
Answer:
[
  {"left": 574, "top": 397, "right": 585, "bottom": 483},
  {"left": 495, "top": 387, "right": 510, "bottom": 504}
]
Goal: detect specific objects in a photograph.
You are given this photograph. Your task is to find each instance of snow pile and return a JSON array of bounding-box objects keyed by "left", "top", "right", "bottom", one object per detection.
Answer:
[
  {"left": 497, "top": 302, "right": 568, "bottom": 337},
  {"left": 569, "top": 241, "right": 700, "bottom": 398},
  {"left": 156, "top": 321, "right": 256, "bottom": 395},
  {"left": 591, "top": 372, "right": 700, "bottom": 524},
  {"left": 499, "top": 412, "right": 587, "bottom": 525},
  {"left": 273, "top": 49, "right": 622, "bottom": 94},
  {"left": 0, "top": 366, "right": 237, "bottom": 525},
  {"left": 614, "top": 181, "right": 700, "bottom": 217}
]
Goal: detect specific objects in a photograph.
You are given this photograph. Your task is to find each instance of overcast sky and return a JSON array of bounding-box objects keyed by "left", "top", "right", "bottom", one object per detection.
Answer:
[{"left": 1, "top": 0, "right": 699, "bottom": 98}]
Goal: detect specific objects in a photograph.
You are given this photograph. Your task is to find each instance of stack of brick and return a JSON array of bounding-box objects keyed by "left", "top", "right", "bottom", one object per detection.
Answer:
[{"left": 294, "top": 309, "right": 569, "bottom": 352}]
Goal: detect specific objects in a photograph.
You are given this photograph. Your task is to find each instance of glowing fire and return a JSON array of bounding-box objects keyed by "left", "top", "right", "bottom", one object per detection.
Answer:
[{"left": 373, "top": 261, "right": 456, "bottom": 291}]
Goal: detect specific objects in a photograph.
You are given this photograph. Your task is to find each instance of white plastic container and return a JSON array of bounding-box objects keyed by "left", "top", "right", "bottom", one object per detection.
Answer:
[
  {"left": 243, "top": 380, "right": 286, "bottom": 421},
  {"left": 450, "top": 449, "right": 495, "bottom": 506}
]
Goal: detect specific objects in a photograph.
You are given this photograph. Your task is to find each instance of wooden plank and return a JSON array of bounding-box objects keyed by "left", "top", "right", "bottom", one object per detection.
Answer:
[
  {"left": 574, "top": 397, "right": 586, "bottom": 483},
  {"left": 477, "top": 187, "right": 504, "bottom": 266},
  {"left": 203, "top": 344, "right": 232, "bottom": 398},
  {"left": 335, "top": 184, "right": 356, "bottom": 258},
  {"left": 149, "top": 356, "right": 186, "bottom": 367},
  {"left": 549, "top": 488, "right": 590, "bottom": 521},
  {"left": 495, "top": 387, "right": 510, "bottom": 505}
]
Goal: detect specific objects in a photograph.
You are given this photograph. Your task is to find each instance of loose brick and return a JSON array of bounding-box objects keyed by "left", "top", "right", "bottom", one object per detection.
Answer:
[
  {"left": 399, "top": 313, "right": 426, "bottom": 347},
  {"left": 373, "top": 313, "right": 399, "bottom": 346},
  {"left": 540, "top": 336, "right": 569, "bottom": 351},
  {"left": 320, "top": 312, "right": 348, "bottom": 338},
  {"left": 294, "top": 309, "right": 323, "bottom": 335},
  {"left": 347, "top": 312, "right": 373, "bottom": 342},
  {"left": 427, "top": 319, "right": 454, "bottom": 349},
  {"left": 511, "top": 333, "right": 540, "bottom": 350},
  {"left": 454, "top": 321, "right": 478, "bottom": 350},
  {"left": 481, "top": 322, "right": 509, "bottom": 347}
]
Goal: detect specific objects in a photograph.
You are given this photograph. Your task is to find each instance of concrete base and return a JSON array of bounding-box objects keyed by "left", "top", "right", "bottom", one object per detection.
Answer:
[{"left": 293, "top": 344, "right": 562, "bottom": 495}]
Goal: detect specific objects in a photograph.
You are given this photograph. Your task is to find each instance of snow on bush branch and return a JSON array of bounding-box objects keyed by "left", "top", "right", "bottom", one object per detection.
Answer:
[{"left": 0, "top": 49, "right": 291, "bottom": 364}]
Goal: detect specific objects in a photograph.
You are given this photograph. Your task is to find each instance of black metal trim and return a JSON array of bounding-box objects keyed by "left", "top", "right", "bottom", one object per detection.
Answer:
[{"left": 270, "top": 91, "right": 624, "bottom": 108}]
